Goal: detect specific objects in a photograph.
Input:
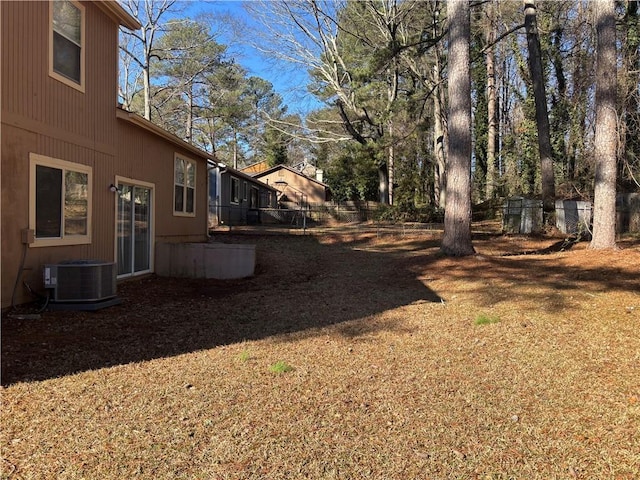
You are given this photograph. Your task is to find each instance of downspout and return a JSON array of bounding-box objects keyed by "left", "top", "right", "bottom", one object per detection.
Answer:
[
  {"left": 206, "top": 162, "right": 213, "bottom": 239},
  {"left": 217, "top": 163, "right": 227, "bottom": 226},
  {"left": 217, "top": 166, "right": 223, "bottom": 225}
]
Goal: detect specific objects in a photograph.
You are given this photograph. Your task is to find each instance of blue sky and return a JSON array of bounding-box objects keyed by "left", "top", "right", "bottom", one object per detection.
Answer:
[{"left": 182, "top": 1, "right": 323, "bottom": 117}]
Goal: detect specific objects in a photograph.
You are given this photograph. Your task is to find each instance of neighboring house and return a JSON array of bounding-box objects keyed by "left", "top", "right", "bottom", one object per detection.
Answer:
[
  {"left": 252, "top": 164, "right": 331, "bottom": 205},
  {"left": 240, "top": 160, "right": 270, "bottom": 176},
  {"left": 291, "top": 159, "right": 324, "bottom": 184},
  {"left": 209, "top": 164, "right": 279, "bottom": 227},
  {"left": 1, "top": 0, "right": 214, "bottom": 308}
]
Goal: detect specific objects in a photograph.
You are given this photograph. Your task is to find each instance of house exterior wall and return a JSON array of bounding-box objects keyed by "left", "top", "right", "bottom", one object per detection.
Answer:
[
  {"left": 211, "top": 169, "right": 278, "bottom": 227},
  {"left": 1, "top": 1, "right": 122, "bottom": 307},
  {"left": 2, "top": 1, "right": 120, "bottom": 148},
  {"left": 1, "top": 1, "right": 208, "bottom": 308},
  {"left": 116, "top": 120, "right": 208, "bottom": 243},
  {"left": 257, "top": 169, "right": 328, "bottom": 204}
]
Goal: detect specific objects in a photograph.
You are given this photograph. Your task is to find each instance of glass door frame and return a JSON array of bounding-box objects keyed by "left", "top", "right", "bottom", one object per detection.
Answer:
[{"left": 114, "top": 176, "right": 155, "bottom": 279}]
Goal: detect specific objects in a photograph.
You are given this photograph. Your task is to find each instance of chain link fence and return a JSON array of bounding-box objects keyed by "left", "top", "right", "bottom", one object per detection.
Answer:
[{"left": 211, "top": 195, "right": 640, "bottom": 235}]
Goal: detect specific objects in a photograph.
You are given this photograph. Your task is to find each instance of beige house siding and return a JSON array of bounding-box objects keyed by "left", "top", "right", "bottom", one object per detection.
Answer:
[
  {"left": 2, "top": 1, "right": 120, "bottom": 147},
  {"left": 1, "top": 1, "right": 208, "bottom": 308},
  {"left": 1, "top": 1, "right": 123, "bottom": 307},
  {"left": 1, "top": 124, "right": 118, "bottom": 306},
  {"left": 116, "top": 119, "right": 209, "bottom": 243},
  {"left": 1, "top": 120, "right": 209, "bottom": 308}
]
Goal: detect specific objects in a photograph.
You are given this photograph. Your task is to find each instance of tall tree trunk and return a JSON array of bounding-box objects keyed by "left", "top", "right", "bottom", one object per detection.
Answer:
[
  {"left": 485, "top": 0, "right": 498, "bottom": 200},
  {"left": 378, "top": 164, "right": 390, "bottom": 204},
  {"left": 433, "top": 60, "right": 446, "bottom": 209},
  {"left": 524, "top": 0, "right": 555, "bottom": 213},
  {"left": 621, "top": 0, "right": 640, "bottom": 185},
  {"left": 185, "top": 88, "right": 193, "bottom": 144},
  {"left": 143, "top": 64, "right": 151, "bottom": 120},
  {"left": 233, "top": 128, "right": 239, "bottom": 169},
  {"left": 590, "top": 0, "right": 618, "bottom": 249},
  {"left": 442, "top": 0, "right": 475, "bottom": 256},
  {"left": 384, "top": 33, "right": 400, "bottom": 206},
  {"left": 430, "top": 1, "right": 446, "bottom": 209}
]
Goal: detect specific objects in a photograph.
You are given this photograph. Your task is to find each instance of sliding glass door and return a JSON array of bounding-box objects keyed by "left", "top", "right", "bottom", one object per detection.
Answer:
[{"left": 117, "top": 183, "right": 152, "bottom": 277}]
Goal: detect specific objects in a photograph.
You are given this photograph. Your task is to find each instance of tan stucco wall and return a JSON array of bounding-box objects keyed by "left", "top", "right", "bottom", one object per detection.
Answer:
[{"left": 258, "top": 169, "right": 327, "bottom": 204}]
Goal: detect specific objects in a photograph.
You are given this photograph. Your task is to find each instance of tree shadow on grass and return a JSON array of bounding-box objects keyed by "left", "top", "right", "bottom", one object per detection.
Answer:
[
  {"left": 405, "top": 233, "right": 640, "bottom": 314},
  {"left": 1, "top": 234, "right": 442, "bottom": 386},
  {"left": 4, "top": 231, "right": 638, "bottom": 386}
]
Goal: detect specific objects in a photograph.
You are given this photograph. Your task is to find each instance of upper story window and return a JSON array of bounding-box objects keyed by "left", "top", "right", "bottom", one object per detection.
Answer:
[
  {"left": 29, "top": 153, "right": 92, "bottom": 247},
  {"left": 174, "top": 155, "right": 196, "bottom": 216},
  {"left": 50, "top": 0, "right": 85, "bottom": 91}
]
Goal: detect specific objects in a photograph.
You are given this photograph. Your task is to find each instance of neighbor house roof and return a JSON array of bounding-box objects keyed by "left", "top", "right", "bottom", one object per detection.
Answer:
[
  {"left": 240, "top": 160, "right": 271, "bottom": 175},
  {"left": 253, "top": 164, "right": 330, "bottom": 188},
  {"left": 221, "top": 165, "right": 280, "bottom": 193}
]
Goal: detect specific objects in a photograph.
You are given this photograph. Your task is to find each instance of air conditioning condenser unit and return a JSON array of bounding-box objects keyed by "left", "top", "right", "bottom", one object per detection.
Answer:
[{"left": 43, "top": 261, "right": 117, "bottom": 303}]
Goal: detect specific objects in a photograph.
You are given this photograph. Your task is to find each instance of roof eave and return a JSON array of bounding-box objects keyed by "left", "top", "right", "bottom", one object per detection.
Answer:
[
  {"left": 95, "top": 1, "right": 141, "bottom": 31},
  {"left": 116, "top": 108, "right": 215, "bottom": 161},
  {"left": 254, "top": 164, "right": 330, "bottom": 188}
]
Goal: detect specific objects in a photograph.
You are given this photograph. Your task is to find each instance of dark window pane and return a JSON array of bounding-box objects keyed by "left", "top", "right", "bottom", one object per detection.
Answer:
[
  {"left": 36, "top": 165, "right": 62, "bottom": 238},
  {"left": 231, "top": 178, "right": 239, "bottom": 203},
  {"left": 53, "top": 31, "right": 81, "bottom": 83},
  {"left": 175, "top": 185, "right": 184, "bottom": 212},
  {"left": 186, "top": 187, "right": 194, "bottom": 213}
]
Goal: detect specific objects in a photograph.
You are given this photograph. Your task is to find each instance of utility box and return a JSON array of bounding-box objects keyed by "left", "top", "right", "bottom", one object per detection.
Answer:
[
  {"left": 616, "top": 193, "right": 640, "bottom": 233},
  {"left": 555, "top": 200, "right": 592, "bottom": 235},
  {"left": 502, "top": 197, "right": 543, "bottom": 234},
  {"left": 43, "top": 261, "right": 117, "bottom": 303}
]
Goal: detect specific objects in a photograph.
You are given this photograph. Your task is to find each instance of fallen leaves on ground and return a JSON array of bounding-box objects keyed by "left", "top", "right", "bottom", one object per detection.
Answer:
[{"left": 2, "top": 225, "right": 639, "bottom": 479}]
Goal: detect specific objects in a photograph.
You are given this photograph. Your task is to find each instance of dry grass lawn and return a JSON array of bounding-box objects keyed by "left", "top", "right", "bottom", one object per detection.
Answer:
[{"left": 2, "top": 224, "right": 639, "bottom": 479}]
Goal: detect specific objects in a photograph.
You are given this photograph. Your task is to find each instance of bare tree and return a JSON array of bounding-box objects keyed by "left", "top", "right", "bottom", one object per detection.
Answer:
[
  {"left": 119, "top": 0, "right": 179, "bottom": 120},
  {"left": 245, "top": 0, "right": 434, "bottom": 205},
  {"left": 433, "top": 55, "right": 447, "bottom": 209},
  {"left": 484, "top": 0, "right": 498, "bottom": 200},
  {"left": 590, "top": 0, "right": 618, "bottom": 249},
  {"left": 441, "top": 0, "right": 475, "bottom": 257},
  {"left": 524, "top": 0, "right": 555, "bottom": 213},
  {"left": 620, "top": 0, "right": 640, "bottom": 188}
]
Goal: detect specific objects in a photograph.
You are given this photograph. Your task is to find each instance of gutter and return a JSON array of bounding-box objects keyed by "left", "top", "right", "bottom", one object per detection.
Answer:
[{"left": 95, "top": 1, "right": 141, "bottom": 30}]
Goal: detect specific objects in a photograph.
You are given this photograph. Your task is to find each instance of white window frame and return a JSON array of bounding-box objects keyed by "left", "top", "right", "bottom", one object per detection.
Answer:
[
  {"left": 230, "top": 177, "right": 240, "bottom": 205},
  {"left": 173, "top": 154, "right": 197, "bottom": 217},
  {"left": 243, "top": 181, "right": 248, "bottom": 201},
  {"left": 29, "top": 153, "right": 92, "bottom": 247},
  {"left": 49, "top": 0, "right": 85, "bottom": 92}
]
